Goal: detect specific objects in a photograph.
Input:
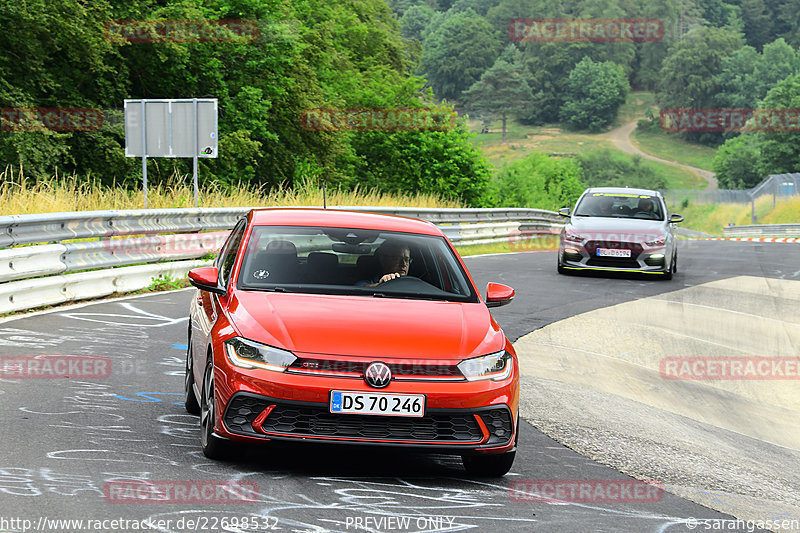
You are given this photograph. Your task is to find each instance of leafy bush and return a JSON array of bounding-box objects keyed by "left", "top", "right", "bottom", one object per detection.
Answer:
[
  {"left": 491, "top": 152, "right": 584, "bottom": 210},
  {"left": 712, "top": 134, "right": 763, "bottom": 189},
  {"left": 348, "top": 117, "right": 493, "bottom": 207},
  {"left": 576, "top": 149, "right": 666, "bottom": 190}
]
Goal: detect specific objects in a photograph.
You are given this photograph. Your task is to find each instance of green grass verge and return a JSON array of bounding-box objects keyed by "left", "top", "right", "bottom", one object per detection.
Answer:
[
  {"left": 613, "top": 91, "right": 657, "bottom": 127},
  {"left": 467, "top": 102, "right": 702, "bottom": 191},
  {"left": 456, "top": 237, "right": 558, "bottom": 256},
  {"left": 668, "top": 196, "right": 800, "bottom": 235},
  {"left": 631, "top": 127, "right": 718, "bottom": 172}
]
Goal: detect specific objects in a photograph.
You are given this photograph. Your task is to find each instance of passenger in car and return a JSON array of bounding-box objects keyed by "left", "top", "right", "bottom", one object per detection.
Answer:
[{"left": 356, "top": 240, "right": 412, "bottom": 287}]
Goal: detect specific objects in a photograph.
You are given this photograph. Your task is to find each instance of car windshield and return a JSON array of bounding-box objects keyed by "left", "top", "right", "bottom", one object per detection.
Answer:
[
  {"left": 236, "top": 226, "right": 479, "bottom": 303},
  {"left": 574, "top": 193, "right": 664, "bottom": 220}
]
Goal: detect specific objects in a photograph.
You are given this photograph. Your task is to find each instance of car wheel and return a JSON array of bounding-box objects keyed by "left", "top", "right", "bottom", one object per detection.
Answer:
[
  {"left": 200, "top": 357, "right": 230, "bottom": 459},
  {"left": 462, "top": 450, "right": 516, "bottom": 477},
  {"left": 184, "top": 334, "right": 201, "bottom": 415},
  {"left": 662, "top": 253, "right": 676, "bottom": 280}
]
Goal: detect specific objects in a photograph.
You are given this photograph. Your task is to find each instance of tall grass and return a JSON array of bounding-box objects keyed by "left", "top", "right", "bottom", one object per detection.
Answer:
[
  {"left": 668, "top": 195, "right": 800, "bottom": 235},
  {"left": 0, "top": 165, "right": 462, "bottom": 214}
]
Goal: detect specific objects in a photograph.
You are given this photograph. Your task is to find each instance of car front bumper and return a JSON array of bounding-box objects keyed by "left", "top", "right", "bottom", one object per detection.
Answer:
[{"left": 211, "top": 355, "right": 519, "bottom": 455}]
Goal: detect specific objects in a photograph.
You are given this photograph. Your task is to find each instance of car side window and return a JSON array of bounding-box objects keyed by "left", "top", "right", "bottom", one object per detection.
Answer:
[{"left": 218, "top": 220, "right": 247, "bottom": 288}]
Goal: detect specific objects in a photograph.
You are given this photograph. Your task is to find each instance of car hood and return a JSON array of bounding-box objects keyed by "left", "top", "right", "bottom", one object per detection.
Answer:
[
  {"left": 567, "top": 217, "right": 667, "bottom": 239},
  {"left": 227, "top": 291, "right": 505, "bottom": 360}
]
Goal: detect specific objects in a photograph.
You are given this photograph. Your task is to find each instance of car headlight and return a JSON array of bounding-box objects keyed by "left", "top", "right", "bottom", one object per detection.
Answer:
[
  {"left": 562, "top": 231, "right": 584, "bottom": 243},
  {"left": 645, "top": 235, "right": 667, "bottom": 246},
  {"left": 457, "top": 351, "right": 512, "bottom": 381},
  {"left": 224, "top": 337, "right": 296, "bottom": 372}
]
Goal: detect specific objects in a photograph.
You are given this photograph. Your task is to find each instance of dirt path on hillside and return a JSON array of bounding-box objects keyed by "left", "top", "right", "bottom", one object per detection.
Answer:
[{"left": 603, "top": 120, "right": 718, "bottom": 190}]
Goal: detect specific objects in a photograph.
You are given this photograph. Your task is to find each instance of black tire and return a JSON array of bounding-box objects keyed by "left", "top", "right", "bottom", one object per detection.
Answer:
[
  {"left": 200, "top": 357, "right": 231, "bottom": 459},
  {"left": 462, "top": 450, "right": 516, "bottom": 477},
  {"left": 557, "top": 256, "right": 567, "bottom": 275},
  {"left": 184, "top": 335, "right": 201, "bottom": 415},
  {"left": 663, "top": 253, "right": 676, "bottom": 280}
]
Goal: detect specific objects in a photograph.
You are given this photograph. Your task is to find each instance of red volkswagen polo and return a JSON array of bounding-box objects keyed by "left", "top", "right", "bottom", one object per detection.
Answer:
[{"left": 185, "top": 209, "right": 519, "bottom": 476}]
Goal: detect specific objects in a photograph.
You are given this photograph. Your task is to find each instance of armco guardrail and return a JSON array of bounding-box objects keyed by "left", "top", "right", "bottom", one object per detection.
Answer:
[
  {"left": 0, "top": 206, "right": 564, "bottom": 314},
  {"left": 0, "top": 206, "right": 562, "bottom": 247},
  {"left": 722, "top": 223, "right": 800, "bottom": 238}
]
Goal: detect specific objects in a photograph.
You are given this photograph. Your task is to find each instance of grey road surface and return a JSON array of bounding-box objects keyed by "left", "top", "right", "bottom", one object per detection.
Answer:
[{"left": 2, "top": 240, "right": 796, "bottom": 532}]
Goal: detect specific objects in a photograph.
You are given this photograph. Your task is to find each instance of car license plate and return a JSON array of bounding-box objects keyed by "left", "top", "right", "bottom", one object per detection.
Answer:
[
  {"left": 330, "top": 391, "right": 425, "bottom": 417},
  {"left": 597, "top": 248, "right": 631, "bottom": 257}
]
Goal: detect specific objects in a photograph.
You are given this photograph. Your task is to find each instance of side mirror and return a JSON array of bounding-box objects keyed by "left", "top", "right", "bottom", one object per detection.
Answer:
[
  {"left": 558, "top": 207, "right": 571, "bottom": 217},
  {"left": 669, "top": 214, "right": 684, "bottom": 224},
  {"left": 485, "top": 282, "right": 514, "bottom": 308},
  {"left": 188, "top": 267, "right": 225, "bottom": 295}
]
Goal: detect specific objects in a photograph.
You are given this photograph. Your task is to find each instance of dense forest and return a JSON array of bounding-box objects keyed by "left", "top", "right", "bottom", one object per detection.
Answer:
[{"left": 1, "top": 0, "right": 799, "bottom": 207}]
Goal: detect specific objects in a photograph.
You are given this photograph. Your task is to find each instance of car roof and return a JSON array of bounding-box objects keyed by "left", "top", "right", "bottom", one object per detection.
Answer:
[
  {"left": 583, "top": 187, "right": 662, "bottom": 197},
  {"left": 247, "top": 208, "right": 442, "bottom": 236}
]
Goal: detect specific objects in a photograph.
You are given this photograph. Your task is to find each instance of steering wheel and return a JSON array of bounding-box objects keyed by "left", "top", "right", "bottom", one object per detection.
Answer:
[{"left": 377, "top": 275, "right": 420, "bottom": 288}]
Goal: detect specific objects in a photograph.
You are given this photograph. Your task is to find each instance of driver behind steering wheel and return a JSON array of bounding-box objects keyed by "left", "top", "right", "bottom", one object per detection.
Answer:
[{"left": 356, "top": 240, "right": 411, "bottom": 287}]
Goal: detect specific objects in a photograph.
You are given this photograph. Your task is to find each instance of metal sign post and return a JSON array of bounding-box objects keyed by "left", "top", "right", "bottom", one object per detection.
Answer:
[{"left": 124, "top": 98, "right": 218, "bottom": 207}]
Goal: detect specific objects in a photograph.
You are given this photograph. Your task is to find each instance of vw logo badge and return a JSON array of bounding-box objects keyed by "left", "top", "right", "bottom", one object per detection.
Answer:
[{"left": 364, "top": 362, "right": 392, "bottom": 389}]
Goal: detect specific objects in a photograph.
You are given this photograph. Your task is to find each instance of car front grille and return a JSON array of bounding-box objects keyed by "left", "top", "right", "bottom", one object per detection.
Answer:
[
  {"left": 586, "top": 257, "right": 641, "bottom": 268},
  {"left": 584, "top": 240, "right": 642, "bottom": 268},
  {"left": 222, "top": 393, "right": 512, "bottom": 446},
  {"left": 289, "top": 358, "right": 463, "bottom": 378}
]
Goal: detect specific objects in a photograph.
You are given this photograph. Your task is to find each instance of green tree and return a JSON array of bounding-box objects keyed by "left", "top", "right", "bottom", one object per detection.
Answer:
[
  {"left": 774, "top": 0, "right": 800, "bottom": 48},
  {"left": 348, "top": 116, "right": 493, "bottom": 206},
  {"left": 491, "top": 152, "right": 585, "bottom": 210},
  {"left": 421, "top": 9, "right": 502, "bottom": 101},
  {"left": 740, "top": 0, "right": 774, "bottom": 50},
  {"left": 712, "top": 135, "right": 763, "bottom": 189},
  {"left": 714, "top": 39, "right": 798, "bottom": 109},
  {"left": 461, "top": 52, "right": 532, "bottom": 143},
  {"left": 657, "top": 25, "right": 744, "bottom": 144},
  {"left": 757, "top": 74, "right": 800, "bottom": 175},
  {"left": 559, "top": 58, "right": 629, "bottom": 132},
  {"left": 449, "top": 0, "right": 496, "bottom": 16},
  {"left": 0, "top": 0, "right": 128, "bottom": 179},
  {"left": 0, "top": 0, "right": 499, "bottom": 206},
  {"left": 658, "top": 26, "right": 744, "bottom": 109},
  {"left": 401, "top": 5, "right": 436, "bottom": 42}
]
